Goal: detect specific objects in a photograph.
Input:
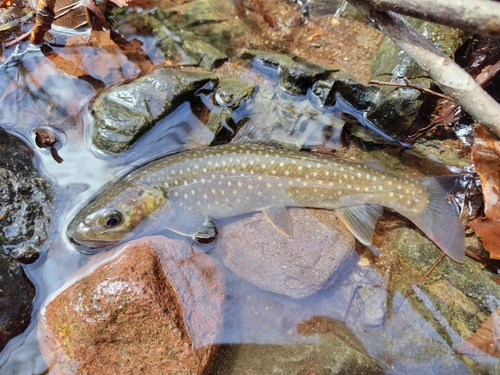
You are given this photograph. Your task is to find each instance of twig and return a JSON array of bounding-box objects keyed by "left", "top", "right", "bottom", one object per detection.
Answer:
[
  {"left": 357, "top": 0, "right": 500, "bottom": 38},
  {"left": 348, "top": 0, "right": 500, "bottom": 139},
  {"left": 369, "top": 77, "right": 454, "bottom": 101},
  {"left": 466, "top": 249, "right": 500, "bottom": 274},
  {"left": 395, "top": 253, "right": 445, "bottom": 312}
]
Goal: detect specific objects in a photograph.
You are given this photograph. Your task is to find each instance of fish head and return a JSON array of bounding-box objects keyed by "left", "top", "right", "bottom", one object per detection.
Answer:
[{"left": 68, "top": 185, "right": 169, "bottom": 248}]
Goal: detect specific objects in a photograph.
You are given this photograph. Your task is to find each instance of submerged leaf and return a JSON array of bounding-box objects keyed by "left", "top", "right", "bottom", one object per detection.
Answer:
[{"left": 456, "top": 308, "right": 500, "bottom": 357}]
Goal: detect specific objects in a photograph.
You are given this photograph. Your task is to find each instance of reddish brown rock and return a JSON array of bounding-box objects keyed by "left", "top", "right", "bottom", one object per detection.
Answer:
[
  {"left": 469, "top": 125, "right": 500, "bottom": 259},
  {"left": 214, "top": 208, "right": 355, "bottom": 298},
  {"left": 39, "top": 236, "right": 225, "bottom": 375}
]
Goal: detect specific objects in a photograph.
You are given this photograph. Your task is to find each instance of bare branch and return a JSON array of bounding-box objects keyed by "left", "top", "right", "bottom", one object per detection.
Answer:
[
  {"left": 348, "top": 0, "right": 500, "bottom": 139},
  {"left": 359, "top": 0, "right": 500, "bottom": 38}
]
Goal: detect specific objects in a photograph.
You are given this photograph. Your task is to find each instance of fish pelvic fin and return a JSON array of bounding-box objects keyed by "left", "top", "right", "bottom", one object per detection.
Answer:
[
  {"left": 335, "top": 205, "right": 383, "bottom": 246},
  {"left": 262, "top": 205, "right": 293, "bottom": 237},
  {"left": 407, "top": 175, "right": 465, "bottom": 263}
]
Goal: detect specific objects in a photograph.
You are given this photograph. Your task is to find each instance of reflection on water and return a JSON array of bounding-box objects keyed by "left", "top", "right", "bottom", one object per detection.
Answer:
[{"left": 0, "top": 27, "right": 498, "bottom": 375}]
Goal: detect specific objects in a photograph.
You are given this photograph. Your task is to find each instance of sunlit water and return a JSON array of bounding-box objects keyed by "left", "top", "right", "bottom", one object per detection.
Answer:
[{"left": 0, "top": 28, "right": 497, "bottom": 375}]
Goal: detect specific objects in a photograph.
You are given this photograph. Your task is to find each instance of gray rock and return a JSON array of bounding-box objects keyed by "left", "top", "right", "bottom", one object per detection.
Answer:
[
  {"left": 214, "top": 207, "right": 355, "bottom": 298},
  {"left": 91, "top": 68, "right": 218, "bottom": 153}
]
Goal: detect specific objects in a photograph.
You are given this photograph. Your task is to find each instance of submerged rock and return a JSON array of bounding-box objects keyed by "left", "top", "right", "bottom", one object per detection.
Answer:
[
  {"left": 211, "top": 318, "right": 383, "bottom": 375},
  {"left": 91, "top": 68, "right": 218, "bottom": 153},
  {"left": 214, "top": 208, "right": 355, "bottom": 298},
  {"left": 39, "top": 237, "right": 225, "bottom": 374}
]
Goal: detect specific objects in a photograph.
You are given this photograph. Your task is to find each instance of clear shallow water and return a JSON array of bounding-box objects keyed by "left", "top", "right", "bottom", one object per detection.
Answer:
[{"left": 0, "top": 28, "right": 498, "bottom": 375}]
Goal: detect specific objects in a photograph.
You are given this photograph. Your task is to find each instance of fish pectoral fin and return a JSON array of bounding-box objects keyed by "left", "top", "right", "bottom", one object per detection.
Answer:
[
  {"left": 164, "top": 201, "right": 208, "bottom": 237},
  {"left": 262, "top": 205, "right": 292, "bottom": 237},
  {"left": 335, "top": 205, "right": 383, "bottom": 245}
]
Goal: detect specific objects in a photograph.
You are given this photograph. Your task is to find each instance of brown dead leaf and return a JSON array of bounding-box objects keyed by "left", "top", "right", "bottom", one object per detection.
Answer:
[
  {"left": 469, "top": 125, "right": 500, "bottom": 260},
  {"left": 456, "top": 308, "right": 500, "bottom": 357},
  {"left": 48, "top": 30, "right": 140, "bottom": 87}
]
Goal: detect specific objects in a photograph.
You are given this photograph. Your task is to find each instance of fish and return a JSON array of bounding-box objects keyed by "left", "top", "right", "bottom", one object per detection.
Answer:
[{"left": 67, "top": 143, "right": 465, "bottom": 262}]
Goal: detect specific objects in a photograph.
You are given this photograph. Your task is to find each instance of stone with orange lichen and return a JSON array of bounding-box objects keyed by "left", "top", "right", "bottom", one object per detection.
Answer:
[
  {"left": 469, "top": 125, "right": 500, "bottom": 260},
  {"left": 38, "top": 236, "right": 225, "bottom": 375}
]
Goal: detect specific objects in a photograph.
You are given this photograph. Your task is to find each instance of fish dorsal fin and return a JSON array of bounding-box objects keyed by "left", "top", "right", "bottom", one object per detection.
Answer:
[
  {"left": 335, "top": 205, "right": 383, "bottom": 245},
  {"left": 164, "top": 200, "right": 208, "bottom": 237},
  {"left": 262, "top": 205, "right": 293, "bottom": 237},
  {"left": 362, "top": 160, "right": 386, "bottom": 172}
]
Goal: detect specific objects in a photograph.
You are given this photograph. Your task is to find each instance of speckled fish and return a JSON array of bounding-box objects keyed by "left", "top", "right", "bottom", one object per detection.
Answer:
[{"left": 67, "top": 143, "right": 465, "bottom": 262}]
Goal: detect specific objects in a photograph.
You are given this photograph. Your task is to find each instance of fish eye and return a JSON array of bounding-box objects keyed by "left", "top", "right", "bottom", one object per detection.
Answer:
[{"left": 101, "top": 210, "right": 123, "bottom": 228}]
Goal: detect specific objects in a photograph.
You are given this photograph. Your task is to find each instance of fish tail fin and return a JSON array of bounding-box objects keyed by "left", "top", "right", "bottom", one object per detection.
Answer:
[{"left": 407, "top": 175, "right": 465, "bottom": 262}]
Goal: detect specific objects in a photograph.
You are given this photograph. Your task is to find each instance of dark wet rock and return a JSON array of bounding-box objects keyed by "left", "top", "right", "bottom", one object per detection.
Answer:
[
  {"left": 242, "top": 50, "right": 338, "bottom": 95},
  {"left": 0, "top": 129, "right": 52, "bottom": 262},
  {"left": 207, "top": 77, "right": 255, "bottom": 144},
  {"left": 91, "top": 68, "right": 218, "bottom": 153},
  {"left": 210, "top": 318, "right": 383, "bottom": 375},
  {"left": 214, "top": 78, "right": 255, "bottom": 108},
  {"left": 314, "top": 78, "right": 377, "bottom": 110},
  {"left": 39, "top": 236, "right": 225, "bottom": 374},
  {"left": 0, "top": 253, "right": 35, "bottom": 352},
  {"left": 182, "top": 38, "right": 228, "bottom": 70},
  {"left": 362, "top": 19, "right": 464, "bottom": 141},
  {"left": 0, "top": 129, "right": 51, "bottom": 349},
  {"left": 233, "top": 69, "right": 345, "bottom": 150},
  {"left": 214, "top": 208, "right": 355, "bottom": 298}
]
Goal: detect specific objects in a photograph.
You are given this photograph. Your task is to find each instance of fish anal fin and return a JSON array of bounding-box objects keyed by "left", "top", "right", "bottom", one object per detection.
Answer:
[
  {"left": 262, "top": 205, "right": 293, "bottom": 237},
  {"left": 335, "top": 205, "right": 383, "bottom": 246}
]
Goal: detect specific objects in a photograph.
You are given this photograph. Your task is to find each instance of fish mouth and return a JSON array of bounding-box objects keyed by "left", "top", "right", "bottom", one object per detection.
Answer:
[{"left": 67, "top": 222, "right": 122, "bottom": 250}]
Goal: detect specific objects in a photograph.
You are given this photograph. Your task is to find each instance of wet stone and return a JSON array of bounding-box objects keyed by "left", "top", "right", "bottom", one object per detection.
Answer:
[
  {"left": 0, "top": 129, "right": 52, "bottom": 261},
  {"left": 91, "top": 68, "right": 218, "bottom": 153},
  {"left": 242, "top": 50, "right": 338, "bottom": 95},
  {"left": 0, "top": 253, "right": 35, "bottom": 352},
  {"left": 39, "top": 236, "right": 225, "bottom": 374},
  {"left": 0, "top": 129, "right": 51, "bottom": 349},
  {"left": 214, "top": 208, "right": 355, "bottom": 298}
]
